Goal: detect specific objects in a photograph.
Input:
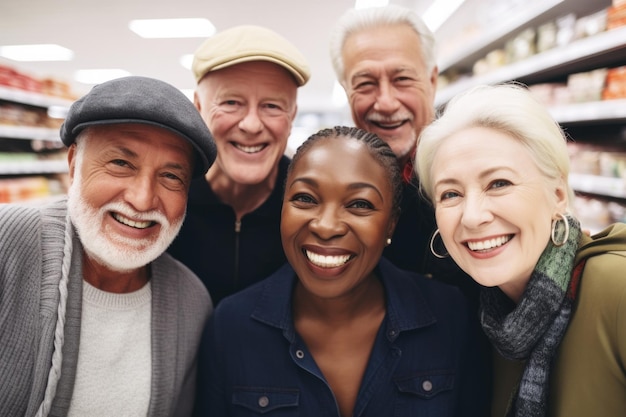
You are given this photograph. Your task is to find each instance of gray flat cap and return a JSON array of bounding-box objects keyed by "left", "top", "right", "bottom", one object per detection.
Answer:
[{"left": 60, "top": 76, "right": 216, "bottom": 177}]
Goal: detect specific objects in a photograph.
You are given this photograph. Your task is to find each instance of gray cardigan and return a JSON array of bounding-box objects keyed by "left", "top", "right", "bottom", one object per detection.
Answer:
[{"left": 0, "top": 198, "right": 212, "bottom": 417}]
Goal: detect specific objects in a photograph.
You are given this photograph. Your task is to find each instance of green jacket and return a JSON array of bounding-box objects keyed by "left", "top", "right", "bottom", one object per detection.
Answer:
[
  {"left": 549, "top": 223, "right": 626, "bottom": 416},
  {"left": 492, "top": 223, "right": 626, "bottom": 417}
]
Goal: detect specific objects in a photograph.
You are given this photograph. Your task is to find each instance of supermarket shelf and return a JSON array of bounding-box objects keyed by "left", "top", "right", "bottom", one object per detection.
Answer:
[
  {"left": 0, "top": 160, "right": 68, "bottom": 175},
  {"left": 549, "top": 99, "right": 626, "bottom": 124},
  {"left": 0, "top": 125, "right": 61, "bottom": 141},
  {"left": 435, "top": 26, "right": 626, "bottom": 106},
  {"left": 437, "top": 0, "right": 566, "bottom": 72},
  {"left": 0, "top": 85, "right": 73, "bottom": 109},
  {"left": 569, "top": 173, "right": 626, "bottom": 199}
]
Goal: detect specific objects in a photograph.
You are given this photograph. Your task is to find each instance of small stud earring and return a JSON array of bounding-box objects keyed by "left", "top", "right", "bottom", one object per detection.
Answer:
[{"left": 386, "top": 238, "right": 392, "bottom": 246}]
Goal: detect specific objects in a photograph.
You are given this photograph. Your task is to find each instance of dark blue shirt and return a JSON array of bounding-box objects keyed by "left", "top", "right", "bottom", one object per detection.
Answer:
[{"left": 195, "top": 257, "right": 490, "bottom": 416}]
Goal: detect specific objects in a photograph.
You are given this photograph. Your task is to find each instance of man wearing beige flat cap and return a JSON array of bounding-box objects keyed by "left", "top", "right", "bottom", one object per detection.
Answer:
[{"left": 168, "top": 25, "right": 310, "bottom": 306}]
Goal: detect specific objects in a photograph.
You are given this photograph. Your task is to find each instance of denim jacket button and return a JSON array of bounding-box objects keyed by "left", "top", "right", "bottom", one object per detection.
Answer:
[
  {"left": 296, "top": 349, "right": 305, "bottom": 359},
  {"left": 258, "top": 395, "right": 269, "bottom": 408},
  {"left": 422, "top": 380, "right": 433, "bottom": 392}
]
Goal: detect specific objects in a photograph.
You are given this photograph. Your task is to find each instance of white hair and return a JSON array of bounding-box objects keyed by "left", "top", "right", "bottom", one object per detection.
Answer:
[
  {"left": 415, "top": 83, "right": 574, "bottom": 208},
  {"left": 329, "top": 5, "right": 437, "bottom": 85}
]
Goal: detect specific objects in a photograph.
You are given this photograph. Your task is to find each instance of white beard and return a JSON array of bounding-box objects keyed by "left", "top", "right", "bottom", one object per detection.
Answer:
[{"left": 67, "top": 172, "right": 184, "bottom": 272}]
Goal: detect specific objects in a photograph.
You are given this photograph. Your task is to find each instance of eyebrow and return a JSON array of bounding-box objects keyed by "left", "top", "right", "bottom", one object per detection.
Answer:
[
  {"left": 114, "top": 145, "right": 190, "bottom": 174},
  {"left": 434, "top": 166, "right": 514, "bottom": 188},
  {"left": 351, "top": 66, "right": 416, "bottom": 81},
  {"left": 290, "top": 177, "right": 385, "bottom": 201}
]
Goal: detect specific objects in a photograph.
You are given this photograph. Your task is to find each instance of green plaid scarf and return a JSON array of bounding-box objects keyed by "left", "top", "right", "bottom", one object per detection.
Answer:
[{"left": 480, "top": 215, "right": 582, "bottom": 417}]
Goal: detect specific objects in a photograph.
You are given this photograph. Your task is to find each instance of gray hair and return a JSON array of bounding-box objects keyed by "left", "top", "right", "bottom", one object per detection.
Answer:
[
  {"left": 415, "top": 83, "right": 574, "bottom": 208},
  {"left": 329, "top": 5, "right": 437, "bottom": 85}
]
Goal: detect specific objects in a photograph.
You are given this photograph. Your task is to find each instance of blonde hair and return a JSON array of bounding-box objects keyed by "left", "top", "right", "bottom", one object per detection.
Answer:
[{"left": 415, "top": 83, "right": 574, "bottom": 207}]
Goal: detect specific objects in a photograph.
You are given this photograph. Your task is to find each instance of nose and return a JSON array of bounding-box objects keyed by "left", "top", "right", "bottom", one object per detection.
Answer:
[
  {"left": 309, "top": 205, "right": 348, "bottom": 240},
  {"left": 238, "top": 107, "right": 264, "bottom": 134},
  {"left": 460, "top": 193, "right": 493, "bottom": 229},
  {"left": 125, "top": 174, "right": 159, "bottom": 213},
  {"left": 373, "top": 80, "right": 400, "bottom": 113}
]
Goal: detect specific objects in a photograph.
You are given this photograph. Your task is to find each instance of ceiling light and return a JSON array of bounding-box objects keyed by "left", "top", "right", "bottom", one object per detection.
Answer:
[
  {"left": 74, "top": 69, "right": 131, "bottom": 85},
  {"left": 354, "top": 0, "right": 389, "bottom": 9},
  {"left": 423, "top": 0, "right": 466, "bottom": 32},
  {"left": 129, "top": 18, "right": 216, "bottom": 39},
  {"left": 0, "top": 44, "right": 74, "bottom": 62}
]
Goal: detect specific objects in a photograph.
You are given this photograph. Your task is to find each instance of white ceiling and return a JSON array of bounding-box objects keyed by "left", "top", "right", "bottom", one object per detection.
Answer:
[{"left": 0, "top": 0, "right": 437, "bottom": 114}]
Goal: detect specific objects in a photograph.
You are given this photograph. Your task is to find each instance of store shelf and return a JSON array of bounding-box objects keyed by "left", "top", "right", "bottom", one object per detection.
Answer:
[
  {"left": 549, "top": 99, "right": 626, "bottom": 124},
  {"left": 570, "top": 173, "right": 626, "bottom": 200},
  {"left": 0, "top": 125, "right": 61, "bottom": 142},
  {"left": 0, "top": 160, "right": 68, "bottom": 175},
  {"left": 0, "top": 85, "right": 73, "bottom": 109},
  {"left": 437, "top": 0, "right": 567, "bottom": 73},
  {"left": 435, "top": 26, "right": 626, "bottom": 106}
]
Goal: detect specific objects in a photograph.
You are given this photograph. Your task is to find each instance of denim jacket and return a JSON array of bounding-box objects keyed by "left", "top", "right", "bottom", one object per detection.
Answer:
[{"left": 194, "top": 257, "right": 489, "bottom": 416}]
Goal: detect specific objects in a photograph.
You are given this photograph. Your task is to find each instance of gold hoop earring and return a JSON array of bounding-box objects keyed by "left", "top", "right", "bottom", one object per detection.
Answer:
[
  {"left": 551, "top": 213, "right": 569, "bottom": 247},
  {"left": 429, "top": 229, "right": 448, "bottom": 259},
  {"left": 386, "top": 238, "right": 392, "bottom": 246}
]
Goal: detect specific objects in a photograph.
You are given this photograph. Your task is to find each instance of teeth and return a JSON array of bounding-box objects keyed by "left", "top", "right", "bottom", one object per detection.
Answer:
[
  {"left": 373, "top": 120, "right": 404, "bottom": 129},
  {"left": 467, "top": 235, "right": 511, "bottom": 251},
  {"left": 112, "top": 213, "right": 152, "bottom": 229},
  {"left": 235, "top": 143, "right": 264, "bottom": 153},
  {"left": 305, "top": 250, "right": 351, "bottom": 268}
]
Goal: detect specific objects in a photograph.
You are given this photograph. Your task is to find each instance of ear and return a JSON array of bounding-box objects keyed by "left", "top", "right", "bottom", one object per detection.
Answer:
[
  {"left": 193, "top": 90, "right": 201, "bottom": 111},
  {"left": 429, "top": 65, "right": 438, "bottom": 91},
  {"left": 554, "top": 176, "right": 569, "bottom": 213},
  {"left": 67, "top": 143, "right": 78, "bottom": 184}
]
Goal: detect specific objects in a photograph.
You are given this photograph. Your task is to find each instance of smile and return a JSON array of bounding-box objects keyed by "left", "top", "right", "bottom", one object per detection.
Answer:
[
  {"left": 305, "top": 250, "right": 352, "bottom": 268},
  {"left": 466, "top": 235, "right": 512, "bottom": 251},
  {"left": 234, "top": 143, "right": 266, "bottom": 153},
  {"left": 371, "top": 120, "right": 407, "bottom": 130},
  {"left": 112, "top": 212, "right": 155, "bottom": 229}
]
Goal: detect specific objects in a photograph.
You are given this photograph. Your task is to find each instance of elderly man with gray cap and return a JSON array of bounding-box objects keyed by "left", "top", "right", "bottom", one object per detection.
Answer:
[
  {"left": 167, "top": 25, "right": 310, "bottom": 306},
  {"left": 0, "top": 76, "right": 217, "bottom": 417}
]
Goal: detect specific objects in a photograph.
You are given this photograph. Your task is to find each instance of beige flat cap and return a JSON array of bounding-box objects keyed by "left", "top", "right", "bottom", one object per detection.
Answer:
[{"left": 192, "top": 25, "right": 311, "bottom": 86}]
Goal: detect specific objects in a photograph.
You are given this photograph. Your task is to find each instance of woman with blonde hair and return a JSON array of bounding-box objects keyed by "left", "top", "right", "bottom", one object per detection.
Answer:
[{"left": 416, "top": 83, "right": 626, "bottom": 416}]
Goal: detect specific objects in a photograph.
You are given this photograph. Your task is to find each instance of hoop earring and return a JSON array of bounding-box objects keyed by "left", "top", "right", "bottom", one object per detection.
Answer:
[
  {"left": 551, "top": 213, "right": 569, "bottom": 247},
  {"left": 429, "top": 229, "right": 448, "bottom": 259}
]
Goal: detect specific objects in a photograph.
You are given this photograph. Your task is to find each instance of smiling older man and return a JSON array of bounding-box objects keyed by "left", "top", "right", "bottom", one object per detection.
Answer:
[
  {"left": 168, "top": 25, "right": 311, "bottom": 306},
  {"left": 0, "top": 76, "right": 216, "bottom": 417}
]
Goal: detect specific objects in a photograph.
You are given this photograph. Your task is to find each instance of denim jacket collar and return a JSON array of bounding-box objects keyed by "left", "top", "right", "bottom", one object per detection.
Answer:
[{"left": 250, "top": 257, "right": 437, "bottom": 343}]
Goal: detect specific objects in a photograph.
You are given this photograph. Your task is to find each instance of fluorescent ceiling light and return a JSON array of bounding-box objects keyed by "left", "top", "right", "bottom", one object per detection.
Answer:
[
  {"left": 423, "top": 0, "right": 466, "bottom": 32},
  {"left": 0, "top": 44, "right": 74, "bottom": 62},
  {"left": 354, "top": 0, "right": 389, "bottom": 9},
  {"left": 129, "top": 18, "right": 216, "bottom": 39},
  {"left": 75, "top": 69, "right": 131, "bottom": 85},
  {"left": 179, "top": 53, "right": 194, "bottom": 70}
]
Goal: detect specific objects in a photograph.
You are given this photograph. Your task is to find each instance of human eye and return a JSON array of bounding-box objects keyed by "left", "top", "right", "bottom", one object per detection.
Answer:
[
  {"left": 352, "top": 77, "right": 376, "bottom": 91},
  {"left": 157, "top": 171, "right": 185, "bottom": 190},
  {"left": 110, "top": 158, "right": 129, "bottom": 166},
  {"left": 347, "top": 199, "right": 375, "bottom": 210},
  {"left": 107, "top": 159, "right": 133, "bottom": 173},
  {"left": 438, "top": 190, "right": 460, "bottom": 203},
  {"left": 289, "top": 193, "right": 316, "bottom": 207},
  {"left": 489, "top": 179, "right": 512, "bottom": 190},
  {"left": 262, "top": 102, "right": 285, "bottom": 116}
]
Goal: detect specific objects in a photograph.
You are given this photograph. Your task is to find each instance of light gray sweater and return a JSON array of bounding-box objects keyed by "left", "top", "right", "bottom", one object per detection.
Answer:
[{"left": 0, "top": 198, "right": 212, "bottom": 417}]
